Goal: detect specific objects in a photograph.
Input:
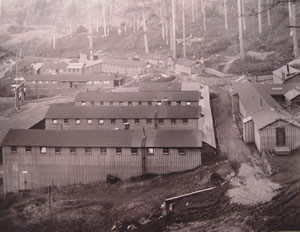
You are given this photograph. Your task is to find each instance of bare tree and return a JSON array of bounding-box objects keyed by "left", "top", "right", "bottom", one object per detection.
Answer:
[
  {"left": 224, "top": 0, "right": 228, "bottom": 30},
  {"left": 238, "top": 0, "right": 245, "bottom": 59},
  {"left": 258, "top": 0, "right": 262, "bottom": 33},
  {"left": 200, "top": 0, "right": 207, "bottom": 32},
  {"left": 172, "top": 0, "right": 177, "bottom": 58}
]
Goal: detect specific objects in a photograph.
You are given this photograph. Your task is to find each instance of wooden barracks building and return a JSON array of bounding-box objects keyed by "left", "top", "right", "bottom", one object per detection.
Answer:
[
  {"left": 45, "top": 105, "right": 202, "bottom": 130},
  {"left": 2, "top": 129, "right": 203, "bottom": 192}
]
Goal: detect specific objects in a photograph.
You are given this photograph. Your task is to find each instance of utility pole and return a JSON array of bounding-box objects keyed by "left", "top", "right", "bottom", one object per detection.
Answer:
[
  {"left": 291, "top": 0, "right": 298, "bottom": 57},
  {"left": 182, "top": 0, "right": 186, "bottom": 58},
  {"left": 224, "top": 0, "right": 228, "bottom": 30},
  {"left": 238, "top": 0, "right": 245, "bottom": 59},
  {"left": 172, "top": 0, "right": 177, "bottom": 58},
  {"left": 242, "top": 0, "right": 246, "bottom": 30},
  {"left": 258, "top": 0, "right": 262, "bottom": 34}
]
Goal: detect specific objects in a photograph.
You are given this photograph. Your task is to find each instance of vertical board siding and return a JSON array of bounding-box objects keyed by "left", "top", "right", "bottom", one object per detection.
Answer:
[
  {"left": 243, "top": 120, "right": 254, "bottom": 143},
  {"left": 3, "top": 146, "right": 202, "bottom": 192},
  {"left": 259, "top": 120, "right": 300, "bottom": 152}
]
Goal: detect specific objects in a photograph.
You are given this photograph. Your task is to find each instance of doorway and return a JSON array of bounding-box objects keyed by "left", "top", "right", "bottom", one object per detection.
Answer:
[{"left": 276, "top": 127, "right": 286, "bottom": 146}]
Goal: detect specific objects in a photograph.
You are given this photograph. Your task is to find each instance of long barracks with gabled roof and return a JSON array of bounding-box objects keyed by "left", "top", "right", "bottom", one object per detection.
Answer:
[
  {"left": 2, "top": 129, "right": 203, "bottom": 192},
  {"left": 45, "top": 105, "right": 202, "bottom": 130},
  {"left": 75, "top": 91, "right": 201, "bottom": 106}
]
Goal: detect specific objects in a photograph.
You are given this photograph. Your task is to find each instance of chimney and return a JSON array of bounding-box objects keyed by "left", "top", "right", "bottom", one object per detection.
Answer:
[{"left": 287, "top": 64, "right": 290, "bottom": 74}]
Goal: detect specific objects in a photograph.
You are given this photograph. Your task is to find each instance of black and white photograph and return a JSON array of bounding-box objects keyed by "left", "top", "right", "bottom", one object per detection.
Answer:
[{"left": 0, "top": 0, "right": 299, "bottom": 231}]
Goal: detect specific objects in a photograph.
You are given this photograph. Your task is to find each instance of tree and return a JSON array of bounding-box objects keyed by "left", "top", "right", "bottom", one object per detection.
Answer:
[
  {"left": 172, "top": 0, "right": 177, "bottom": 58},
  {"left": 182, "top": 0, "right": 186, "bottom": 58},
  {"left": 238, "top": 0, "right": 245, "bottom": 59}
]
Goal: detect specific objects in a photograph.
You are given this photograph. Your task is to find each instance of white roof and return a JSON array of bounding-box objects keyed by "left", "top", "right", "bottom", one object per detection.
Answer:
[{"left": 67, "top": 62, "right": 85, "bottom": 69}]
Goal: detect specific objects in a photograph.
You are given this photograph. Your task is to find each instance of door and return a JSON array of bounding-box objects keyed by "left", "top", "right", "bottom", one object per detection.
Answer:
[
  {"left": 19, "top": 171, "right": 32, "bottom": 191},
  {"left": 276, "top": 127, "right": 286, "bottom": 146}
]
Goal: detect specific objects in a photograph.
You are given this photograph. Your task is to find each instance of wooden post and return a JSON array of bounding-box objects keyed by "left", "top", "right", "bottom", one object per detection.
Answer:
[
  {"left": 238, "top": 0, "right": 245, "bottom": 59},
  {"left": 182, "top": 0, "right": 186, "bottom": 58}
]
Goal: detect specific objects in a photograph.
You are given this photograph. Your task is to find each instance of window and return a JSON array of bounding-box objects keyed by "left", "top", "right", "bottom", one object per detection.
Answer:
[
  {"left": 32, "top": 81, "right": 36, "bottom": 84},
  {"left": 148, "top": 101, "right": 152, "bottom": 106},
  {"left": 25, "top": 146, "right": 32, "bottom": 153},
  {"left": 116, "top": 148, "right": 122, "bottom": 155},
  {"left": 177, "top": 101, "right": 181, "bottom": 106},
  {"left": 100, "top": 148, "right": 107, "bottom": 155},
  {"left": 70, "top": 148, "right": 77, "bottom": 154},
  {"left": 179, "top": 149, "right": 186, "bottom": 155},
  {"left": 119, "top": 101, "right": 123, "bottom": 105},
  {"left": 87, "top": 119, "right": 93, "bottom": 124},
  {"left": 85, "top": 147, "right": 92, "bottom": 154},
  {"left": 138, "top": 102, "right": 142, "bottom": 106},
  {"left": 111, "top": 119, "right": 116, "bottom": 124},
  {"left": 64, "top": 119, "right": 69, "bottom": 124},
  {"left": 75, "top": 119, "right": 81, "bottom": 124},
  {"left": 91, "top": 101, "right": 95, "bottom": 106},
  {"left": 52, "top": 119, "right": 58, "bottom": 124},
  {"left": 183, "top": 119, "right": 188, "bottom": 124},
  {"left": 128, "top": 101, "right": 132, "bottom": 106},
  {"left": 40, "top": 147, "right": 47, "bottom": 154},
  {"left": 163, "top": 148, "right": 169, "bottom": 155},
  {"left": 135, "top": 119, "right": 140, "bottom": 124},
  {"left": 104, "top": 80, "right": 110, "bottom": 84},
  {"left": 167, "top": 101, "right": 171, "bottom": 106},
  {"left": 157, "top": 102, "right": 162, "bottom": 106},
  {"left": 131, "top": 148, "right": 138, "bottom": 155},
  {"left": 55, "top": 147, "right": 61, "bottom": 154},
  {"left": 45, "top": 81, "right": 49, "bottom": 84},
  {"left": 187, "top": 102, "right": 191, "bottom": 106},
  {"left": 147, "top": 148, "right": 154, "bottom": 155},
  {"left": 99, "top": 119, "right": 104, "bottom": 125},
  {"left": 146, "top": 119, "right": 152, "bottom": 124},
  {"left": 81, "top": 101, "right": 86, "bottom": 106},
  {"left": 11, "top": 146, "right": 17, "bottom": 153},
  {"left": 52, "top": 81, "right": 56, "bottom": 84},
  {"left": 39, "top": 81, "right": 42, "bottom": 84},
  {"left": 171, "top": 119, "right": 176, "bottom": 125},
  {"left": 109, "top": 101, "right": 113, "bottom": 105},
  {"left": 100, "top": 101, "right": 104, "bottom": 105},
  {"left": 123, "top": 119, "right": 128, "bottom": 123},
  {"left": 159, "top": 119, "right": 164, "bottom": 125}
]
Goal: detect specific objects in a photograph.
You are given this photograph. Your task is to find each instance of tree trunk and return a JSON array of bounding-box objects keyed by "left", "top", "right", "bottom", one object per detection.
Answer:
[
  {"left": 238, "top": 0, "right": 245, "bottom": 59},
  {"left": 0, "top": 0, "right": 2, "bottom": 18},
  {"left": 288, "top": 0, "right": 293, "bottom": 36},
  {"left": 160, "top": 5, "right": 165, "bottom": 39},
  {"left": 192, "top": 0, "right": 195, "bottom": 22},
  {"left": 258, "top": 0, "right": 262, "bottom": 34},
  {"left": 224, "top": 0, "right": 228, "bottom": 30},
  {"left": 201, "top": 0, "right": 207, "bottom": 32},
  {"left": 172, "top": 0, "right": 177, "bottom": 58},
  {"left": 102, "top": 3, "right": 107, "bottom": 36},
  {"left": 182, "top": 0, "right": 186, "bottom": 58},
  {"left": 242, "top": 0, "right": 246, "bottom": 30},
  {"left": 165, "top": 19, "right": 169, "bottom": 45},
  {"left": 196, "top": 0, "right": 198, "bottom": 18},
  {"left": 142, "top": 3, "right": 149, "bottom": 54},
  {"left": 291, "top": 1, "right": 298, "bottom": 57},
  {"left": 170, "top": 17, "right": 173, "bottom": 50},
  {"left": 267, "top": 0, "right": 271, "bottom": 26}
]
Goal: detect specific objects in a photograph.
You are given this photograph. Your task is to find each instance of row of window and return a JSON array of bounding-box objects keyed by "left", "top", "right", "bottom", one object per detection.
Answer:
[
  {"left": 30, "top": 80, "right": 111, "bottom": 85},
  {"left": 81, "top": 101, "right": 192, "bottom": 106},
  {"left": 11, "top": 147, "right": 186, "bottom": 156},
  {"left": 52, "top": 118, "right": 189, "bottom": 125}
]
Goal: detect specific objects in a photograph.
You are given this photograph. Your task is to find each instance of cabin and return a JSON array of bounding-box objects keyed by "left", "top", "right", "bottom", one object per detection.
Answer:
[
  {"left": 2, "top": 129, "right": 203, "bottom": 192},
  {"left": 31, "top": 61, "right": 68, "bottom": 75},
  {"left": 66, "top": 62, "right": 85, "bottom": 75},
  {"left": 175, "top": 59, "right": 199, "bottom": 74},
  {"left": 24, "top": 73, "right": 123, "bottom": 96},
  {"left": 232, "top": 78, "right": 300, "bottom": 154},
  {"left": 273, "top": 64, "right": 300, "bottom": 84},
  {"left": 102, "top": 58, "right": 148, "bottom": 75},
  {"left": 44, "top": 105, "right": 202, "bottom": 130},
  {"left": 74, "top": 91, "right": 200, "bottom": 106}
]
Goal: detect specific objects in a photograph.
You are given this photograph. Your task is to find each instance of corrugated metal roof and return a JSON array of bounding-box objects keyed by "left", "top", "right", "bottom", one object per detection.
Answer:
[
  {"left": 272, "top": 65, "right": 300, "bottom": 81},
  {"left": 284, "top": 89, "right": 300, "bottom": 101},
  {"left": 2, "top": 129, "right": 203, "bottom": 148},
  {"left": 139, "top": 82, "right": 182, "bottom": 92},
  {"left": 45, "top": 105, "right": 201, "bottom": 119},
  {"left": 67, "top": 62, "right": 85, "bottom": 69},
  {"left": 103, "top": 58, "right": 146, "bottom": 67},
  {"left": 75, "top": 91, "right": 200, "bottom": 102},
  {"left": 24, "top": 73, "right": 117, "bottom": 82}
]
